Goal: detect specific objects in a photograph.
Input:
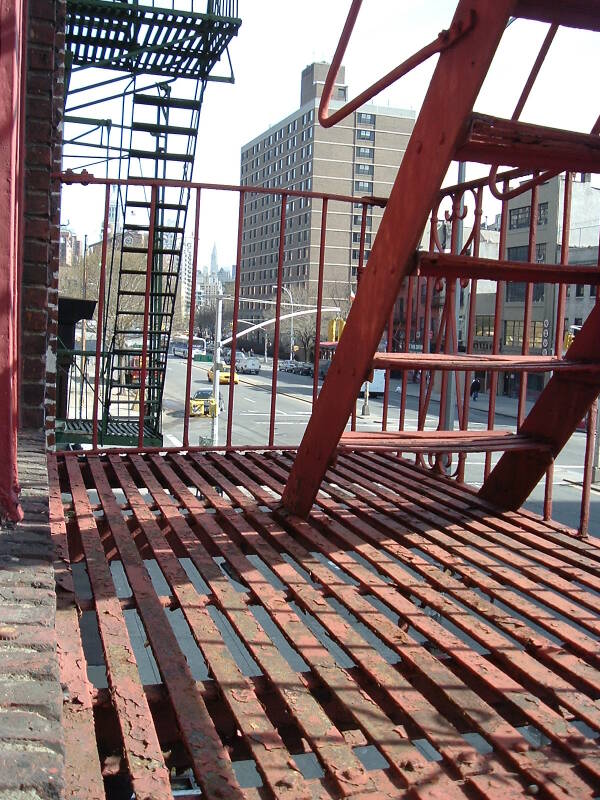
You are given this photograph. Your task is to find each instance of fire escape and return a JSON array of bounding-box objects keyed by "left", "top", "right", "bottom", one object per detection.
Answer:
[{"left": 58, "top": 0, "right": 241, "bottom": 446}]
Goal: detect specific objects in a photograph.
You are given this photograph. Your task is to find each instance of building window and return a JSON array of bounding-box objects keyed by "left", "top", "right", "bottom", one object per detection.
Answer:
[
  {"left": 475, "top": 315, "right": 495, "bottom": 337},
  {"left": 576, "top": 284, "right": 585, "bottom": 297},
  {"left": 509, "top": 202, "right": 549, "bottom": 230},
  {"left": 353, "top": 214, "right": 372, "bottom": 227},
  {"left": 356, "top": 146, "right": 374, "bottom": 160},
  {"left": 357, "top": 112, "right": 375, "bottom": 124},
  {"left": 507, "top": 243, "right": 546, "bottom": 263},
  {"left": 356, "top": 163, "right": 374, "bottom": 176},
  {"left": 575, "top": 317, "right": 583, "bottom": 327},
  {"left": 354, "top": 180, "right": 373, "bottom": 193},
  {"left": 356, "top": 129, "right": 375, "bottom": 142},
  {"left": 505, "top": 282, "right": 545, "bottom": 303},
  {"left": 352, "top": 232, "right": 372, "bottom": 244},
  {"left": 337, "top": 87, "right": 347, "bottom": 101},
  {"left": 352, "top": 248, "right": 371, "bottom": 261},
  {"left": 591, "top": 285, "right": 597, "bottom": 297}
]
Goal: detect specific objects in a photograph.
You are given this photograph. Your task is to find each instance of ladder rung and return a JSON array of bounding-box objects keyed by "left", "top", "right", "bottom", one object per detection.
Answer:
[
  {"left": 123, "top": 224, "right": 184, "bottom": 234},
  {"left": 129, "top": 149, "right": 194, "bottom": 164},
  {"left": 122, "top": 246, "right": 181, "bottom": 255},
  {"left": 339, "top": 430, "right": 551, "bottom": 454},
  {"left": 133, "top": 94, "right": 202, "bottom": 111},
  {"left": 514, "top": 0, "right": 600, "bottom": 32},
  {"left": 131, "top": 121, "right": 198, "bottom": 137},
  {"left": 113, "top": 348, "right": 168, "bottom": 355},
  {"left": 119, "top": 290, "right": 176, "bottom": 298},
  {"left": 456, "top": 113, "right": 600, "bottom": 173},
  {"left": 371, "top": 352, "right": 600, "bottom": 374},
  {"left": 127, "top": 201, "right": 187, "bottom": 211},
  {"left": 116, "top": 311, "right": 172, "bottom": 317}
]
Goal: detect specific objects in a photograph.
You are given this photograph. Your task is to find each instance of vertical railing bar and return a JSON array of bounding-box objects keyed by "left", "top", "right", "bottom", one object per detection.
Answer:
[
  {"left": 458, "top": 188, "right": 482, "bottom": 481},
  {"left": 312, "top": 197, "right": 328, "bottom": 405},
  {"left": 580, "top": 400, "right": 597, "bottom": 536},
  {"left": 518, "top": 181, "right": 539, "bottom": 427},
  {"left": 543, "top": 462, "right": 554, "bottom": 521},
  {"left": 381, "top": 311, "right": 393, "bottom": 430},
  {"left": 92, "top": 184, "right": 111, "bottom": 449},
  {"left": 139, "top": 185, "right": 157, "bottom": 449},
  {"left": 554, "top": 173, "right": 572, "bottom": 355},
  {"left": 352, "top": 202, "right": 369, "bottom": 432},
  {"left": 399, "top": 276, "right": 413, "bottom": 431},
  {"left": 226, "top": 191, "right": 245, "bottom": 448},
  {"left": 183, "top": 188, "right": 202, "bottom": 449},
  {"left": 269, "top": 193, "right": 287, "bottom": 446},
  {"left": 485, "top": 181, "right": 509, "bottom": 478}
]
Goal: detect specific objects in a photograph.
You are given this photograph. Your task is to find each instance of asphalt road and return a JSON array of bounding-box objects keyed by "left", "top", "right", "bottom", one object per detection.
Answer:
[{"left": 161, "top": 355, "right": 598, "bottom": 536}]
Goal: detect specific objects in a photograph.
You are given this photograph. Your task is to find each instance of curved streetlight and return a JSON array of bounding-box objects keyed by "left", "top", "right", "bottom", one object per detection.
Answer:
[{"left": 272, "top": 284, "right": 294, "bottom": 360}]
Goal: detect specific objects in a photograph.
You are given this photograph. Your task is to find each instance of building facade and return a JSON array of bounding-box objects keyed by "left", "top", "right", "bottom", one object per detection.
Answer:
[{"left": 239, "top": 62, "right": 415, "bottom": 318}]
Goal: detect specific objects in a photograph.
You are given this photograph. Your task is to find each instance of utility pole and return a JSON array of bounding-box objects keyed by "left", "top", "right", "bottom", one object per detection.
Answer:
[
  {"left": 441, "top": 161, "right": 465, "bottom": 442},
  {"left": 211, "top": 289, "right": 223, "bottom": 447}
]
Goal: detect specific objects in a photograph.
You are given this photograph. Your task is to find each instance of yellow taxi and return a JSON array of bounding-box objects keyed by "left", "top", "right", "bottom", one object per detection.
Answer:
[
  {"left": 189, "top": 388, "right": 220, "bottom": 417},
  {"left": 207, "top": 363, "right": 239, "bottom": 384}
]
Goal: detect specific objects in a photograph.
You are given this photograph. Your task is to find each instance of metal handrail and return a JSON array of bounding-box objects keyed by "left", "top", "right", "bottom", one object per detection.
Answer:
[{"left": 318, "top": 1, "right": 476, "bottom": 128}]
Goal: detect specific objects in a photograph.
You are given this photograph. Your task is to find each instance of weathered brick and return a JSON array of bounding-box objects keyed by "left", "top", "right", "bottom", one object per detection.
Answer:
[
  {"left": 0, "top": 710, "right": 63, "bottom": 753},
  {"left": 22, "top": 310, "right": 47, "bottom": 333},
  {"left": 26, "top": 46, "right": 54, "bottom": 72},
  {"left": 0, "top": 750, "right": 63, "bottom": 799},
  {"left": 0, "top": 680, "right": 62, "bottom": 721},
  {"left": 0, "top": 650, "right": 58, "bottom": 683},
  {"left": 29, "top": 21, "right": 56, "bottom": 47}
]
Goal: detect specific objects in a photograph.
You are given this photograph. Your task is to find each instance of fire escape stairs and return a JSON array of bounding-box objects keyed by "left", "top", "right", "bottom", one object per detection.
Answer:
[
  {"left": 282, "top": 0, "right": 600, "bottom": 517},
  {"left": 62, "top": 0, "right": 241, "bottom": 446}
]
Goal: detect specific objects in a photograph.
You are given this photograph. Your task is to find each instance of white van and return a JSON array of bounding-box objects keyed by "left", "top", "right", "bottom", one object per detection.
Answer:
[
  {"left": 361, "top": 368, "right": 385, "bottom": 397},
  {"left": 237, "top": 355, "right": 261, "bottom": 375}
]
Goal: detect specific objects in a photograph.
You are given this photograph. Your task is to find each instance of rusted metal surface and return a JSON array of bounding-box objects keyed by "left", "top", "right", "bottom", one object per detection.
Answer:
[
  {"left": 52, "top": 449, "right": 600, "bottom": 799},
  {"left": 283, "top": 0, "right": 515, "bottom": 517}
]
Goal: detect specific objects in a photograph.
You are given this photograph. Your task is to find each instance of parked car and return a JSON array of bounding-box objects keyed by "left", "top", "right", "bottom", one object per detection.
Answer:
[
  {"left": 278, "top": 359, "right": 294, "bottom": 372},
  {"left": 237, "top": 355, "right": 261, "bottom": 375},
  {"left": 290, "top": 361, "right": 312, "bottom": 376},
  {"left": 207, "top": 363, "right": 239, "bottom": 384},
  {"left": 189, "top": 388, "right": 223, "bottom": 417},
  {"left": 308, "top": 360, "right": 331, "bottom": 379}
]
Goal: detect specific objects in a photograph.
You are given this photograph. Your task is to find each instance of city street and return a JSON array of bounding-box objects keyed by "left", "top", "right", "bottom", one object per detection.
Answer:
[{"left": 161, "top": 355, "right": 599, "bottom": 536}]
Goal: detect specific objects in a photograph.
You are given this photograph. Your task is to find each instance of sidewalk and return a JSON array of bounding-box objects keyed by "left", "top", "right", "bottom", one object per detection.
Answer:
[{"left": 390, "top": 377, "right": 535, "bottom": 422}]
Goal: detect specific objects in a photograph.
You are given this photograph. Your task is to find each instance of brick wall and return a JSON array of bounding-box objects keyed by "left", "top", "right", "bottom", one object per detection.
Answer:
[{"left": 21, "top": 0, "right": 66, "bottom": 447}]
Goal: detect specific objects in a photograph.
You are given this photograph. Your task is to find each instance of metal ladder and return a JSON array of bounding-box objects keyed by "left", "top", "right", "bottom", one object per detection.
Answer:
[{"left": 282, "top": 0, "right": 600, "bottom": 517}]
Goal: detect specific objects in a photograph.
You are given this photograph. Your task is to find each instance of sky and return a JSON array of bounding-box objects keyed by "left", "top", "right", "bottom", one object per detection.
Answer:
[{"left": 61, "top": 1, "right": 600, "bottom": 267}]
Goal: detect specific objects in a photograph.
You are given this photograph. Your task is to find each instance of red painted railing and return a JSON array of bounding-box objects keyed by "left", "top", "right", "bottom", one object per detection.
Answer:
[{"left": 58, "top": 169, "right": 599, "bottom": 533}]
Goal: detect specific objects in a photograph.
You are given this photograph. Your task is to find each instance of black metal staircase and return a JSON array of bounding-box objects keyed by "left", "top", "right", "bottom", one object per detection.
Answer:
[{"left": 59, "top": 0, "right": 241, "bottom": 446}]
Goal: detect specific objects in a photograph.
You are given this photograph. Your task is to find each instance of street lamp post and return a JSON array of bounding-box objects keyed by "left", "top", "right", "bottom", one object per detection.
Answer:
[{"left": 273, "top": 284, "right": 294, "bottom": 360}]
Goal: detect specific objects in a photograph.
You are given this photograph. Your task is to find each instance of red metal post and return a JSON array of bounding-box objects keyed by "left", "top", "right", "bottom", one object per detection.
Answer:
[
  {"left": 0, "top": 0, "right": 29, "bottom": 521},
  {"left": 554, "top": 173, "right": 572, "bottom": 354},
  {"left": 485, "top": 182, "right": 508, "bottom": 478},
  {"left": 183, "top": 189, "right": 201, "bottom": 449},
  {"left": 312, "top": 198, "right": 328, "bottom": 405},
  {"left": 580, "top": 400, "right": 597, "bottom": 537},
  {"left": 226, "top": 191, "right": 245, "bottom": 448},
  {"left": 138, "top": 185, "right": 157, "bottom": 448},
  {"left": 268, "top": 194, "right": 287, "bottom": 446},
  {"left": 92, "top": 185, "right": 111, "bottom": 449}
]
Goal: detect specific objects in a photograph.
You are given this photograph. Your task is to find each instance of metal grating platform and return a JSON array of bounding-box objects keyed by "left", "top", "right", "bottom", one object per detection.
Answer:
[
  {"left": 66, "top": 0, "right": 241, "bottom": 77},
  {"left": 55, "top": 418, "right": 162, "bottom": 447},
  {"left": 50, "top": 449, "right": 600, "bottom": 799}
]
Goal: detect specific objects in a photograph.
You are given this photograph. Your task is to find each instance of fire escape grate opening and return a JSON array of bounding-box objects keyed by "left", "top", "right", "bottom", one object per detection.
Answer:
[{"left": 51, "top": 449, "right": 600, "bottom": 799}]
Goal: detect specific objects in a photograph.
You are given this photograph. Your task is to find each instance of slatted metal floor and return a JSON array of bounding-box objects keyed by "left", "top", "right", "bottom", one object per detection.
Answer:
[{"left": 49, "top": 450, "right": 600, "bottom": 800}]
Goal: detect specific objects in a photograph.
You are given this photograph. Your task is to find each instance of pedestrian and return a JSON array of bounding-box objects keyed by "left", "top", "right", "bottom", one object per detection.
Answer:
[{"left": 470, "top": 377, "right": 481, "bottom": 401}]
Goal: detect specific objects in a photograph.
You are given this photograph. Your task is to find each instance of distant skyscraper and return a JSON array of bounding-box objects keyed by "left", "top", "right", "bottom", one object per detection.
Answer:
[{"left": 210, "top": 243, "right": 218, "bottom": 275}]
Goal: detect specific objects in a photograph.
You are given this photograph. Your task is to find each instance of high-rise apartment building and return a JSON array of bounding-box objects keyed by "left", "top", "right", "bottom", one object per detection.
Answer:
[{"left": 239, "top": 63, "right": 415, "bottom": 317}]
